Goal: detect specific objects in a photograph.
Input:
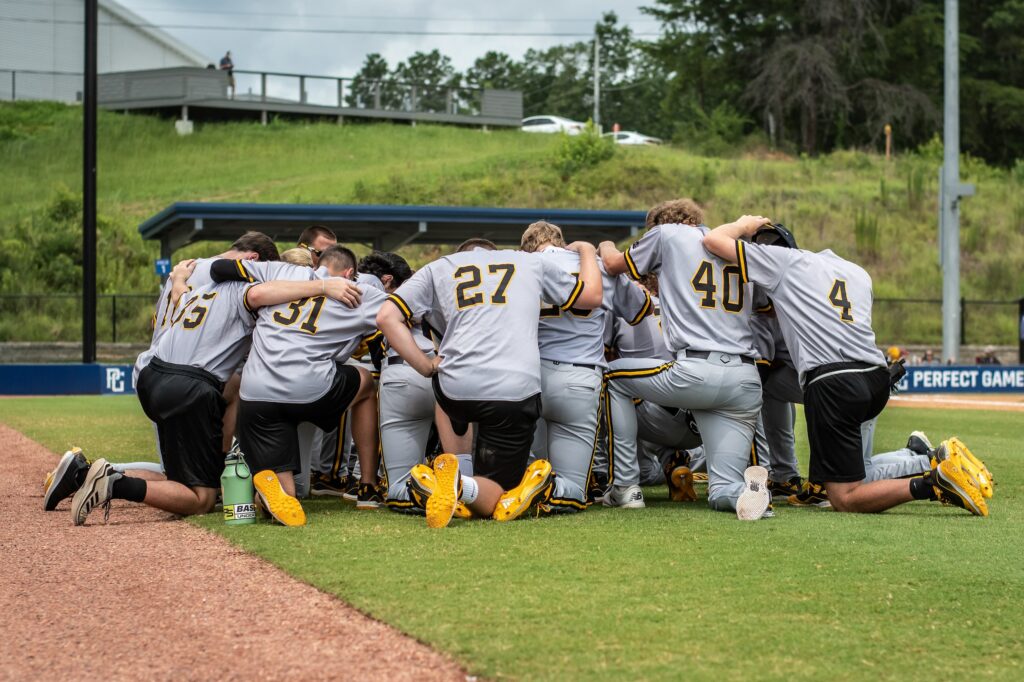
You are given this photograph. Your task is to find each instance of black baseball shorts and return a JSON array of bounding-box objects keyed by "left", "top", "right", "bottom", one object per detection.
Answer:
[
  {"left": 136, "top": 358, "right": 226, "bottom": 489},
  {"left": 238, "top": 364, "right": 361, "bottom": 475},
  {"left": 432, "top": 375, "right": 542, "bottom": 490},
  {"left": 803, "top": 363, "right": 890, "bottom": 483}
]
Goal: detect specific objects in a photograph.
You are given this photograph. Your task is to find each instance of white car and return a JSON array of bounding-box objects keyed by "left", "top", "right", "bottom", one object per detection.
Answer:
[
  {"left": 521, "top": 115, "right": 585, "bottom": 135},
  {"left": 604, "top": 131, "right": 662, "bottom": 145}
]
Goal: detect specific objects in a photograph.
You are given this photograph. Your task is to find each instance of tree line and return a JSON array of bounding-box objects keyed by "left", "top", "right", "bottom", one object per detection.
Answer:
[{"left": 348, "top": 1, "right": 1024, "bottom": 165}]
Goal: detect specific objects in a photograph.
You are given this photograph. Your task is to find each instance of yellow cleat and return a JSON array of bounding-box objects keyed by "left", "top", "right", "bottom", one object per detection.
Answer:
[
  {"left": 426, "top": 454, "right": 460, "bottom": 529},
  {"left": 253, "top": 470, "right": 306, "bottom": 526},
  {"left": 409, "top": 462, "right": 471, "bottom": 519},
  {"left": 932, "top": 454, "right": 988, "bottom": 517},
  {"left": 945, "top": 438, "right": 993, "bottom": 499},
  {"left": 493, "top": 459, "right": 554, "bottom": 522}
]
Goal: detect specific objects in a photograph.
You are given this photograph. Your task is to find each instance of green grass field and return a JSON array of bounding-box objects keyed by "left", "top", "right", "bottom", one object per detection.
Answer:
[
  {"left": 4, "top": 396, "right": 1022, "bottom": 680},
  {"left": 2, "top": 101, "right": 1023, "bottom": 344}
]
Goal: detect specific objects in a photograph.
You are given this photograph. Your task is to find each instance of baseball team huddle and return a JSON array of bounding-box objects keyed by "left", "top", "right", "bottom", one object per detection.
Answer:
[{"left": 42, "top": 198, "right": 996, "bottom": 529}]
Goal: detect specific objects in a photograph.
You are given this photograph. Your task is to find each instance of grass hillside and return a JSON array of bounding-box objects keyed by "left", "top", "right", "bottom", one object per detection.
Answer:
[{"left": 1, "top": 101, "right": 1022, "bottom": 346}]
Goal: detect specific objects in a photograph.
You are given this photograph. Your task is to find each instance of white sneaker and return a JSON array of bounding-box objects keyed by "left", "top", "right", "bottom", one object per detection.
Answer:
[
  {"left": 736, "top": 465, "right": 771, "bottom": 521},
  {"left": 602, "top": 484, "right": 645, "bottom": 509}
]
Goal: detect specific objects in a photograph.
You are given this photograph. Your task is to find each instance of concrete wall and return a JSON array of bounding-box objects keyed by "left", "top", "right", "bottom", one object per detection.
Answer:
[{"left": 0, "top": 0, "right": 206, "bottom": 102}]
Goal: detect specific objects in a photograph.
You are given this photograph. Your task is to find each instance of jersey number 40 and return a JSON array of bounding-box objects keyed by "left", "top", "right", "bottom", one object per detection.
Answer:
[
  {"left": 690, "top": 261, "right": 744, "bottom": 312},
  {"left": 454, "top": 264, "right": 515, "bottom": 309}
]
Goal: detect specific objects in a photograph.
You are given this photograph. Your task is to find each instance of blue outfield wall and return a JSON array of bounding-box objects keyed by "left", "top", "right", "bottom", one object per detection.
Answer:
[
  {"left": 0, "top": 363, "right": 1022, "bottom": 397},
  {"left": 0, "top": 364, "right": 135, "bottom": 396}
]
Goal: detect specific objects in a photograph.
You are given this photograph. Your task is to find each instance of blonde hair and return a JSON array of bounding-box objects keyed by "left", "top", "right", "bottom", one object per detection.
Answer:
[
  {"left": 280, "top": 247, "right": 314, "bottom": 267},
  {"left": 520, "top": 220, "right": 566, "bottom": 253},
  {"left": 645, "top": 199, "right": 705, "bottom": 228}
]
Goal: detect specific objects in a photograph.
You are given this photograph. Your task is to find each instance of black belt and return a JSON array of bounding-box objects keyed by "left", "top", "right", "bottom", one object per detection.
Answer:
[
  {"left": 550, "top": 360, "right": 597, "bottom": 370},
  {"left": 386, "top": 354, "right": 434, "bottom": 367},
  {"left": 684, "top": 350, "right": 756, "bottom": 366},
  {"left": 148, "top": 357, "right": 223, "bottom": 392},
  {"left": 803, "top": 361, "right": 884, "bottom": 389}
]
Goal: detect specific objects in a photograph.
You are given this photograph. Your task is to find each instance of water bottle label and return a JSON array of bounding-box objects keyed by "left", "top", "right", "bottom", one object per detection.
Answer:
[{"left": 224, "top": 503, "right": 256, "bottom": 520}]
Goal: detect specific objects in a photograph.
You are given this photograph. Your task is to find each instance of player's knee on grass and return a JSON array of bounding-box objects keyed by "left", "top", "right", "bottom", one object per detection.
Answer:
[{"left": 823, "top": 481, "right": 860, "bottom": 512}]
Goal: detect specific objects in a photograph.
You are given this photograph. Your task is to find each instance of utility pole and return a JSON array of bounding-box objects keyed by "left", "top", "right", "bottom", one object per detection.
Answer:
[
  {"left": 940, "top": 0, "right": 974, "bottom": 364},
  {"left": 83, "top": 0, "right": 97, "bottom": 364},
  {"left": 592, "top": 37, "right": 600, "bottom": 130}
]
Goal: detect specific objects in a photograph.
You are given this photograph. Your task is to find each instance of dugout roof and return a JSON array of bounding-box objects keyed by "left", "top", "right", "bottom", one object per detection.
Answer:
[{"left": 139, "top": 202, "right": 648, "bottom": 257}]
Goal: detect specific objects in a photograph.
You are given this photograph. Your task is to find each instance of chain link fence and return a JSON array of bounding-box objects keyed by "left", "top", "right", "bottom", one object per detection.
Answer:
[
  {"left": 0, "top": 294, "right": 155, "bottom": 344},
  {"left": 0, "top": 294, "right": 1018, "bottom": 348}
]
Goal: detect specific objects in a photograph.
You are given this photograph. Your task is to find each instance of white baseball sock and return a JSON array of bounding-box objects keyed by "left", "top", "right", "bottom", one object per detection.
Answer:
[{"left": 459, "top": 475, "right": 479, "bottom": 504}]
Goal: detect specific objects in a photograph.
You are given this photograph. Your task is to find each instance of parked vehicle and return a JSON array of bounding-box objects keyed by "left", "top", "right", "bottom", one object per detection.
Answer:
[
  {"left": 604, "top": 131, "right": 662, "bottom": 145},
  {"left": 521, "top": 115, "right": 586, "bottom": 135}
]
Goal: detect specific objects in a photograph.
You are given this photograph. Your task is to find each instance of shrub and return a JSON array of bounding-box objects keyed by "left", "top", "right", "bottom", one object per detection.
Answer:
[{"left": 554, "top": 120, "right": 615, "bottom": 181}]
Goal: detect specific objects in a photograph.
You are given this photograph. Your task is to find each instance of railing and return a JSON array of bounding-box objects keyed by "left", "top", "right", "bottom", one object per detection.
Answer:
[
  {"left": 0, "top": 294, "right": 155, "bottom": 344},
  {"left": 0, "top": 69, "right": 84, "bottom": 102},
  {"left": 231, "top": 69, "right": 485, "bottom": 115}
]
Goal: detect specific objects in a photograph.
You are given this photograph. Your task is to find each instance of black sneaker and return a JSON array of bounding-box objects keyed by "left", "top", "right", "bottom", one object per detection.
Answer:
[
  {"left": 768, "top": 476, "right": 803, "bottom": 499},
  {"left": 787, "top": 481, "right": 831, "bottom": 508},
  {"left": 356, "top": 482, "right": 384, "bottom": 510},
  {"left": 310, "top": 473, "right": 345, "bottom": 497},
  {"left": 341, "top": 475, "right": 360, "bottom": 502},
  {"left": 906, "top": 431, "right": 934, "bottom": 456},
  {"left": 44, "top": 447, "right": 91, "bottom": 512}
]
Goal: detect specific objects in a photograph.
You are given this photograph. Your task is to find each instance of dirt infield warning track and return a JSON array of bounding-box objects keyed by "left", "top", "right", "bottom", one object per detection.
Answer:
[
  {"left": 0, "top": 425, "right": 467, "bottom": 681},
  {"left": 887, "top": 393, "right": 1024, "bottom": 412}
]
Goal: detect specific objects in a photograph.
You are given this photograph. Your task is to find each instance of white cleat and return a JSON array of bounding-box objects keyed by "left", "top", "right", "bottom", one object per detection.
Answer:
[
  {"left": 602, "top": 484, "right": 646, "bottom": 509},
  {"left": 736, "top": 465, "right": 771, "bottom": 521}
]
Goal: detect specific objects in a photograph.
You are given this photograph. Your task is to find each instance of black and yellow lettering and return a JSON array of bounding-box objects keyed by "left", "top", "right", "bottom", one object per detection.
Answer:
[
  {"left": 829, "top": 279, "right": 854, "bottom": 322},
  {"left": 454, "top": 264, "right": 517, "bottom": 309},
  {"left": 182, "top": 292, "right": 218, "bottom": 329},
  {"left": 691, "top": 261, "right": 717, "bottom": 309},
  {"left": 488, "top": 263, "right": 515, "bottom": 304},
  {"left": 454, "top": 266, "right": 484, "bottom": 309},
  {"left": 299, "top": 296, "right": 326, "bottom": 334},
  {"left": 690, "top": 261, "right": 745, "bottom": 312},
  {"left": 722, "top": 265, "right": 744, "bottom": 313},
  {"left": 273, "top": 298, "right": 308, "bottom": 326}
]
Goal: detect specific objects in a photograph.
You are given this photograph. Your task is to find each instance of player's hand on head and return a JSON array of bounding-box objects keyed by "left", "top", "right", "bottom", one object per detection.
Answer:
[
  {"left": 736, "top": 215, "right": 772, "bottom": 235},
  {"left": 323, "top": 278, "right": 362, "bottom": 308},
  {"left": 566, "top": 240, "right": 596, "bottom": 254}
]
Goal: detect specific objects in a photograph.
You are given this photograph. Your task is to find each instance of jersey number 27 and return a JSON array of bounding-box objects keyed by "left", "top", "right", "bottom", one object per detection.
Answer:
[{"left": 454, "top": 264, "right": 515, "bottom": 309}]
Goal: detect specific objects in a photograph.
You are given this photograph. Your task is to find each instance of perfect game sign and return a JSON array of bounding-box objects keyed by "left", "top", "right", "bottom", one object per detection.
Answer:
[{"left": 897, "top": 365, "right": 1024, "bottom": 393}]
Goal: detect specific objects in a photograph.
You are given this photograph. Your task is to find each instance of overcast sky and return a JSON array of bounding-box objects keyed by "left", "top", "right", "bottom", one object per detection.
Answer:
[{"left": 119, "top": 0, "right": 660, "bottom": 76}]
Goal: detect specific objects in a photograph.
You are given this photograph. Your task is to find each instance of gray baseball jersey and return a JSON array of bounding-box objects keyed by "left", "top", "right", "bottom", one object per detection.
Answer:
[
  {"left": 240, "top": 284, "right": 388, "bottom": 403},
  {"left": 625, "top": 224, "right": 756, "bottom": 357},
  {"left": 237, "top": 260, "right": 316, "bottom": 283},
  {"left": 738, "top": 243, "right": 886, "bottom": 382},
  {"left": 535, "top": 246, "right": 650, "bottom": 367},
  {"left": 357, "top": 272, "right": 385, "bottom": 291},
  {"left": 389, "top": 248, "right": 583, "bottom": 401},
  {"left": 151, "top": 280, "right": 255, "bottom": 383},
  {"left": 134, "top": 258, "right": 217, "bottom": 383},
  {"left": 606, "top": 295, "right": 672, "bottom": 361}
]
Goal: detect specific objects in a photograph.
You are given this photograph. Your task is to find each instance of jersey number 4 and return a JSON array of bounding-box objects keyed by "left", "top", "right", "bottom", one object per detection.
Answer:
[
  {"left": 828, "top": 280, "right": 854, "bottom": 322},
  {"left": 454, "top": 264, "right": 515, "bottom": 309},
  {"left": 691, "top": 261, "right": 744, "bottom": 312},
  {"left": 273, "top": 296, "right": 327, "bottom": 334}
]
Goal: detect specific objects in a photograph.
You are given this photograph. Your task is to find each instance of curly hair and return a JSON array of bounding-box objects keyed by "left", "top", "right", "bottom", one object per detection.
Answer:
[
  {"left": 519, "top": 220, "right": 566, "bottom": 253},
  {"left": 645, "top": 199, "right": 705, "bottom": 228}
]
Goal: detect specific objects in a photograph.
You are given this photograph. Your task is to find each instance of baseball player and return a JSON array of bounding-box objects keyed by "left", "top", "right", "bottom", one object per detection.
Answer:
[
  {"left": 376, "top": 238, "right": 603, "bottom": 528},
  {"left": 602, "top": 274, "right": 704, "bottom": 504},
  {"left": 71, "top": 268, "right": 359, "bottom": 525},
  {"left": 297, "top": 224, "right": 338, "bottom": 267},
  {"left": 598, "top": 200, "right": 770, "bottom": 520},
  {"left": 228, "top": 245, "right": 385, "bottom": 525},
  {"left": 44, "top": 233, "right": 282, "bottom": 513},
  {"left": 703, "top": 218, "right": 992, "bottom": 515},
  {"left": 519, "top": 220, "right": 652, "bottom": 514}
]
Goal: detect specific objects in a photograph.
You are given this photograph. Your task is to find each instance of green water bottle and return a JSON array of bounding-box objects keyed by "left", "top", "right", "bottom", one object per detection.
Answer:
[{"left": 221, "top": 451, "right": 256, "bottom": 525}]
